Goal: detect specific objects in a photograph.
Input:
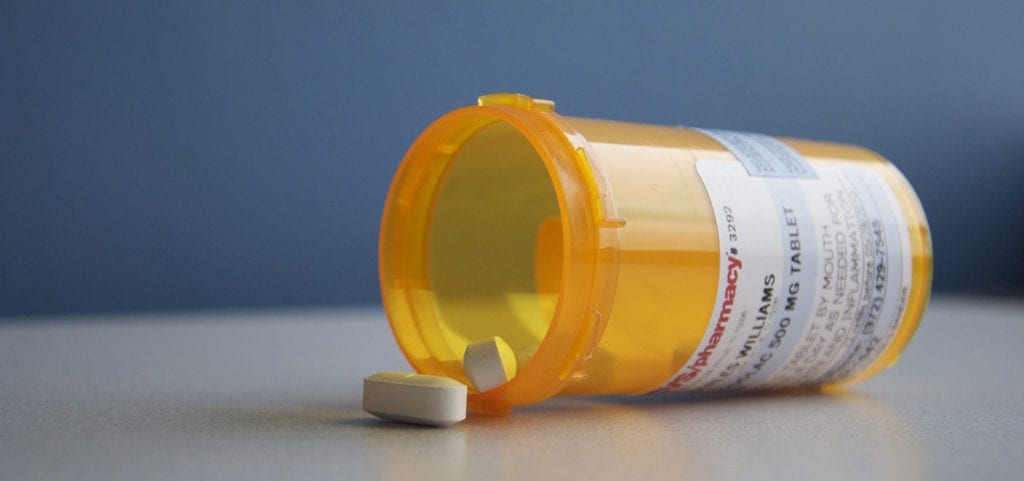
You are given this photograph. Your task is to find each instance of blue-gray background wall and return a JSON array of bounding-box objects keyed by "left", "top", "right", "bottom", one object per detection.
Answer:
[{"left": 3, "top": 1, "right": 1022, "bottom": 317}]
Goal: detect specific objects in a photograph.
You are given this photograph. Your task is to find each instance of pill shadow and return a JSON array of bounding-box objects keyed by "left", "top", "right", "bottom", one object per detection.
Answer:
[
  {"left": 187, "top": 400, "right": 468, "bottom": 434},
  {"left": 336, "top": 416, "right": 458, "bottom": 430},
  {"left": 186, "top": 402, "right": 372, "bottom": 434},
  {"left": 183, "top": 386, "right": 875, "bottom": 434}
]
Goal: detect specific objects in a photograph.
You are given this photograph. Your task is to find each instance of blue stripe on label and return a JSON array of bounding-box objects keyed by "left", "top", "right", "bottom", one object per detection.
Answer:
[{"left": 697, "top": 128, "right": 817, "bottom": 179}]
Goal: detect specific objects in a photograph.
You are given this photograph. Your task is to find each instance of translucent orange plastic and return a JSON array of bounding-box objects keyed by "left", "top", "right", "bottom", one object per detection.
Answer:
[{"left": 379, "top": 93, "right": 932, "bottom": 414}]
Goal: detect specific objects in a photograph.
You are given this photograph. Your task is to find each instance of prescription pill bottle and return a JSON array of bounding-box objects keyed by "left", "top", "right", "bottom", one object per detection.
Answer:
[{"left": 379, "top": 93, "right": 932, "bottom": 414}]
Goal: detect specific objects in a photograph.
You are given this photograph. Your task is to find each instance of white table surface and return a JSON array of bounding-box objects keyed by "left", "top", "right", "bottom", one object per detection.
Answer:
[{"left": 1, "top": 296, "right": 1022, "bottom": 481}]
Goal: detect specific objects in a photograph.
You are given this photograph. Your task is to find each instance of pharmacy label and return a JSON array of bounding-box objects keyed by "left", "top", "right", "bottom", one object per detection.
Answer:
[{"left": 651, "top": 144, "right": 912, "bottom": 393}]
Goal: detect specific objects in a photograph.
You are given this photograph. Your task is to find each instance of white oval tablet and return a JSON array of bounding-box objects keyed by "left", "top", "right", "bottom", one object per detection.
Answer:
[
  {"left": 362, "top": 371, "right": 467, "bottom": 427},
  {"left": 463, "top": 336, "right": 518, "bottom": 392}
]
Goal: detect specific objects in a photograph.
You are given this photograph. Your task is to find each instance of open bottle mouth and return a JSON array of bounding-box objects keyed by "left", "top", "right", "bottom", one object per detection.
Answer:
[{"left": 378, "top": 94, "right": 620, "bottom": 413}]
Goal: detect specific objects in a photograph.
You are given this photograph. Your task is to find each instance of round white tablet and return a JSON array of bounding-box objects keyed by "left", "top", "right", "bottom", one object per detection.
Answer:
[{"left": 463, "top": 336, "right": 518, "bottom": 393}]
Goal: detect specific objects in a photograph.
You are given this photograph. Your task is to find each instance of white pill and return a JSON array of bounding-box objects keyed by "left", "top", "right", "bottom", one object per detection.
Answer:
[
  {"left": 463, "top": 336, "right": 518, "bottom": 392},
  {"left": 362, "top": 371, "right": 467, "bottom": 427}
]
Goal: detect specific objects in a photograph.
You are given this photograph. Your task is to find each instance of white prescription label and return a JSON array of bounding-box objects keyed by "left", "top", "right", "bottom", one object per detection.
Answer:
[{"left": 651, "top": 149, "right": 913, "bottom": 393}]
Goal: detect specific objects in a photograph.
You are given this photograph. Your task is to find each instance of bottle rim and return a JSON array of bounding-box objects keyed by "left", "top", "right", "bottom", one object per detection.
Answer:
[{"left": 378, "top": 94, "right": 622, "bottom": 412}]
